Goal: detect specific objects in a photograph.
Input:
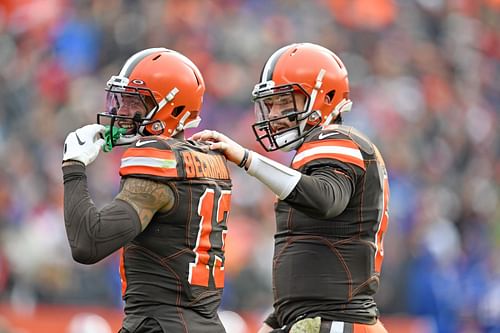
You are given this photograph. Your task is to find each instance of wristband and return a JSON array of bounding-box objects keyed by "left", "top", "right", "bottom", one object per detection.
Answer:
[{"left": 237, "top": 149, "right": 250, "bottom": 168}]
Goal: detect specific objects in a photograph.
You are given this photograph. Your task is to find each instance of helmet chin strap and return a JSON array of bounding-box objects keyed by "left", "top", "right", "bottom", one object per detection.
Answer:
[
  {"left": 171, "top": 111, "right": 191, "bottom": 136},
  {"left": 171, "top": 113, "right": 202, "bottom": 137},
  {"left": 184, "top": 116, "right": 201, "bottom": 129}
]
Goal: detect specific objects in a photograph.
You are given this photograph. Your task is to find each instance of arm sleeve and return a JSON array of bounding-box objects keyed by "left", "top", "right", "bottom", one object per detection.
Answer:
[
  {"left": 246, "top": 151, "right": 301, "bottom": 200},
  {"left": 284, "top": 166, "right": 354, "bottom": 219},
  {"left": 63, "top": 164, "right": 142, "bottom": 265}
]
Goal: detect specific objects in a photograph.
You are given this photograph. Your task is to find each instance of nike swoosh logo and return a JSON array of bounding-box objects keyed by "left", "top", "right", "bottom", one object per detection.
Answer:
[
  {"left": 318, "top": 132, "right": 339, "bottom": 140},
  {"left": 136, "top": 140, "right": 157, "bottom": 147},
  {"left": 75, "top": 133, "right": 86, "bottom": 145}
]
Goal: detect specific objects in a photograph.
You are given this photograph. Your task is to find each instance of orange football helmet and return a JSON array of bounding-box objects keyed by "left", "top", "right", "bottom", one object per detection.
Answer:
[
  {"left": 97, "top": 48, "right": 205, "bottom": 146},
  {"left": 252, "top": 43, "right": 352, "bottom": 151}
]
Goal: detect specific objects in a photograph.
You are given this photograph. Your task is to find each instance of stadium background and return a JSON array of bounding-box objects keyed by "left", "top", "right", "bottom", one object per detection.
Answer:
[{"left": 0, "top": 0, "right": 498, "bottom": 332}]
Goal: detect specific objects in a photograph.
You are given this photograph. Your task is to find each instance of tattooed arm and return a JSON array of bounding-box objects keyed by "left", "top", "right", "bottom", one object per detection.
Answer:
[
  {"left": 63, "top": 163, "right": 175, "bottom": 264},
  {"left": 116, "top": 177, "right": 175, "bottom": 231}
]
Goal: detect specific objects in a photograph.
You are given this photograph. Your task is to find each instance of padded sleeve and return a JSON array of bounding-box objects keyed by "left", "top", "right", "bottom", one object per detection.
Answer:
[{"left": 63, "top": 164, "right": 142, "bottom": 264}]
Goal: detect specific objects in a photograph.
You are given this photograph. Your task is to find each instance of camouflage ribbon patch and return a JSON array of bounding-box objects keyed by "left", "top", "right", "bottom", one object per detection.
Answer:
[{"left": 289, "top": 316, "right": 322, "bottom": 333}]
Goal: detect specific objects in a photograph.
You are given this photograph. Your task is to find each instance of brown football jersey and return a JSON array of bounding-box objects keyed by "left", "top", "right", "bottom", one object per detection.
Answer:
[
  {"left": 271, "top": 125, "right": 389, "bottom": 326},
  {"left": 118, "top": 137, "right": 232, "bottom": 332}
]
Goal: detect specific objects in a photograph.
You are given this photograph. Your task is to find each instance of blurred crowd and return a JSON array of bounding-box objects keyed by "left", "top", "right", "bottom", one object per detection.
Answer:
[{"left": 0, "top": 0, "right": 498, "bottom": 332}]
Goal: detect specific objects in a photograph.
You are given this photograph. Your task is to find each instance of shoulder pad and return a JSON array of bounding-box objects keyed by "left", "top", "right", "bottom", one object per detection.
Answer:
[
  {"left": 119, "top": 137, "right": 177, "bottom": 178},
  {"left": 179, "top": 145, "right": 231, "bottom": 180},
  {"left": 292, "top": 125, "right": 366, "bottom": 171},
  {"left": 320, "top": 125, "right": 375, "bottom": 154},
  {"left": 306, "top": 126, "right": 349, "bottom": 143},
  {"left": 132, "top": 136, "right": 170, "bottom": 150},
  {"left": 120, "top": 137, "right": 230, "bottom": 181}
]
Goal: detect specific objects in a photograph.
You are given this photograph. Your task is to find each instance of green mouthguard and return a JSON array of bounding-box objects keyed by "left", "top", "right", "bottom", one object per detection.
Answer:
[{"left": 103, "top": 126, "right": 128, "bottom": 152}]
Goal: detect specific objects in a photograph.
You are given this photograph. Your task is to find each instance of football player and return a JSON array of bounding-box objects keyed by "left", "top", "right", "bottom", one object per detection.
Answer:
[
  {"left": 62, "top": 48, "right": 232, "bottom": 333},
  {"left": 191, "top": 43, "right": 390, "bottom": 333}
]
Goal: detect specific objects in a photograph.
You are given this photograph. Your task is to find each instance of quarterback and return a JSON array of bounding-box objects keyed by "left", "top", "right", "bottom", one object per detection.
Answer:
[{"left": 192, "top": 43, "right": 390, "bottom": 333}]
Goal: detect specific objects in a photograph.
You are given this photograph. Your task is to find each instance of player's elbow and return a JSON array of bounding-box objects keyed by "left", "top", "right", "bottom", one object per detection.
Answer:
[
  {"left": 323, "top": 207, "right": 345, "bottom": 219},
  {"left": 309, "top": 200, "right": 347, "bottom": 219},
  {"left": 314, "top": 198, "right": 342, "bottom": 219},
  {"left": 71, "top": 247, "right": 101, "bottom": 265},
  {"left": 319, "top": 194, "right": 350, "bottom": 219}
]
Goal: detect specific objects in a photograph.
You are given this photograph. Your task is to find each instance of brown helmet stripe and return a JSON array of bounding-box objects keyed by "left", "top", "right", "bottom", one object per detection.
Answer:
[
  {"left": 119, "top": 48, "right": 169, "bottom": 78},
  {"left": 260, "top": 44, "right": 292, "bottom": 82}
]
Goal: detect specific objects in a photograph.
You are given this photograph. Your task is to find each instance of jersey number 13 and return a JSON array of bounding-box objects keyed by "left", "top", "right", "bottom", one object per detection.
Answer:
[{"left": 188, "top": 188, "right": 231, "bottom": 288}]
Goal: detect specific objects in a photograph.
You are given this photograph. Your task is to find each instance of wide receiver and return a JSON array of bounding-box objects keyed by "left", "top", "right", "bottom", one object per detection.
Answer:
[
  {"left": 192, "top": 43, "right": 390, "bottom": 333},
  {"left": 62, "top": 48, "right": 232, "bottom": 333}
]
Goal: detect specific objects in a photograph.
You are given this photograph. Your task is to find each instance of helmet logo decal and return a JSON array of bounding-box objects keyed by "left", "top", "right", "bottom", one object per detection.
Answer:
[{"left": 132, "top": 79, "right": 145, "bottom": 85}]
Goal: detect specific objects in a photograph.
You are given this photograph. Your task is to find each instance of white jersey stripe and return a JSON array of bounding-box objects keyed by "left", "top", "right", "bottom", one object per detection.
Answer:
[
  {"left": 329, "top": 321, "right": 345, "bottom": 333},
  {"left": 121, "top": 156, "right": 176, "bottom": 169},
  {"left": 293, "top": 146, "right": 363, "bottom": 164}
]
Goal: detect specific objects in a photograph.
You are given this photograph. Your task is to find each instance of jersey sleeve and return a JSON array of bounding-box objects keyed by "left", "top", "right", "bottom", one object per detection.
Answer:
[
  {"left": 63, "top": 164, "right": 142, "bottom": 265},
  {"left": 119, "top": 140, "right": 179, "bottom": 178},
  {"left": 291, "top": 137, "right": 366, "bottom": 172},
  {"left": 285, "top": 130, "right": 364, "bottom": 218}
]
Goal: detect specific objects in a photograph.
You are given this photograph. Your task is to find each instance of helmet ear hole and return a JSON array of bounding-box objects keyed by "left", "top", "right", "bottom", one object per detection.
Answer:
[
  {"left": 172, "top": 106, "right": 185, "bottom": 117},
  {"left": 325, "top": 90, "right": 335, "bottom": 104}
]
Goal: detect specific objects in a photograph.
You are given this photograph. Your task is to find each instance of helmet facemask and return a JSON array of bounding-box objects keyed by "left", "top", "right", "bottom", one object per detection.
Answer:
[
  {"left": 252, "top": 83, "right": 321, "bottom": 152},
  {"left": 97, "top": 83, "right": 163, "bottom": 148}
]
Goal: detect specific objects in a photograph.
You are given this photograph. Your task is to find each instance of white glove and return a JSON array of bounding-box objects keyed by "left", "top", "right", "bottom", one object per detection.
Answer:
[{"left": 63, "top": 124, "right": 106, "bottom": 166}]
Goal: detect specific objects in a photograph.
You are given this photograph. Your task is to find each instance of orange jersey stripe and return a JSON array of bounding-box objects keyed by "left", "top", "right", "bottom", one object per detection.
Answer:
[
  {"left": 119, "top": 248, "right": 127, "bottom": 297},
  {"left": 375, "top": 175, "right": 390, "bottom": 273},
  {"left": 292, "top": 139, "right": 365, "bottom": 170},
  {"left": 300, "top": 139, "right": 359, "bottom": 150}
]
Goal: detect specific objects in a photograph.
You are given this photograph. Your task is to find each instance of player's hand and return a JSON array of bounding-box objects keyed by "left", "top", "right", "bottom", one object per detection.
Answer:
[
  {"left": 190, "top": 130, "right": 249, "bottom": 167},
  {"left": 63, "top": 124, "right": 106, "bottom": 166}
]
